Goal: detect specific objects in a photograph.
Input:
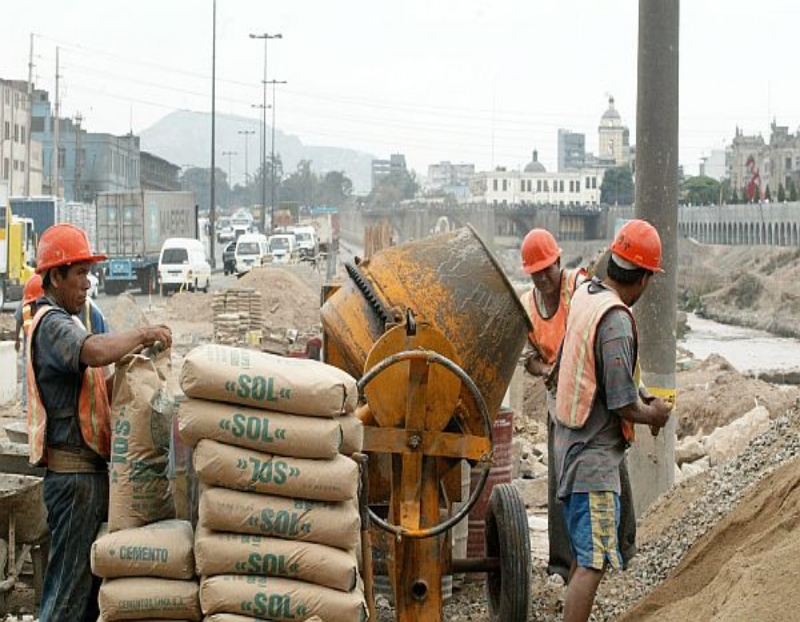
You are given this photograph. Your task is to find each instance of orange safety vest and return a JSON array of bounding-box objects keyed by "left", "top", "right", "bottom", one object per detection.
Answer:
[
  {"left": 26, "top": 305, "right": 111, "bottom": 467},
  {"left": 21, "top": 303, "right": 33, "bottom": 337},
  {"left": 521, "top": 268, "right": 585, "bottom": 365},
  {"left": 555, "top": 283, "right": 637, "bottom": 442}
]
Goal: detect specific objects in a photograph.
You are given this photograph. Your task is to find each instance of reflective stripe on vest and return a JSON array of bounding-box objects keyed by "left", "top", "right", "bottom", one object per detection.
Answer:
[
  {"left": 522, "top": 268, "right": 584, "bottom": 365},
  {"left": 26, "top": 305, "right": 111, "bottom": 467},
  {"left": 554, "top": 284, "right": 637, "bottom": 441}
]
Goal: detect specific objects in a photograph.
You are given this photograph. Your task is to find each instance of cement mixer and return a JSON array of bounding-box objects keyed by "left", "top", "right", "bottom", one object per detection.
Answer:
[{"left": 321, "top": 225, "right": 533, "bottom": 621}]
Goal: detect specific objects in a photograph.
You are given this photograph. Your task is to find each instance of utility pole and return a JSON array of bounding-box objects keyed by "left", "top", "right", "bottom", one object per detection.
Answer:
[
  {"left": 629, "top": 0, "right": 680, "bottom": 517},
  {"left": 25, "top": 33, "right": 34, "bottom": 197},
  {"left": 267, "top": 79, "right": 287, "bottom": 234},
  {"left": 74, "top": 112, "right": 83, "bottom": 202},
  {"left": 249, "top": 32, "right": 282, "bottom": 233},
  {"left": 209, "top": 0, "right": 217, "bottom": 268},
  {"left": 237, "top": 129, "right": 255, "bottom": 184},
  {"left": 53, "top": 46, "right": 60, "bottom": 199}
]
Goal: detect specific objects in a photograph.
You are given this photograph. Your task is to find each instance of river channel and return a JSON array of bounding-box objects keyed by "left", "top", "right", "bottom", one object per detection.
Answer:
[{"left": 679, "top": 313, "right": 800, "bottom": 375}]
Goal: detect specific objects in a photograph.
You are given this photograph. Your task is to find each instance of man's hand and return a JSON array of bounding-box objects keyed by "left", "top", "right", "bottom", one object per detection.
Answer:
[
  {"left": 648, "top": 396, "right": 674, "bottom": 436},
  {"left": 140, "top": 324, "right": 173, "bottom": 350}
]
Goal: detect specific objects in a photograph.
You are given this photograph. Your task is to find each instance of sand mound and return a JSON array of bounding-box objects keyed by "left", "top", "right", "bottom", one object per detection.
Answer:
[
  {"left": 622, "top": 455, "right": 800, "bottom": 621},
  {"left": 236, "top": 266, "right": 321, "bottom": 332},
  {"left": 165, "top": 291, "right": 214, "bottom": 323}
]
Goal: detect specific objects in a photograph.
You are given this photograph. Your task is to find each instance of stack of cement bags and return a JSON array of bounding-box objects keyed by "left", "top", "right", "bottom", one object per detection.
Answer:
[
  {"left": 212, "top": 289, "right": 264, "bottom": 346},
  {"left": 179, "top": 344, "right": 368, "bottom": 622},
  {"left": 95, "top": 350, "right": 201, "bottom": 621}
]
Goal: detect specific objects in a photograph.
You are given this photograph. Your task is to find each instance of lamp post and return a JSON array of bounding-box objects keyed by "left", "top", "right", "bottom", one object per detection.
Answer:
[
  {"left": 251, "top": 103, "right": 271, "bottom": 229},
  {"left": 266, "top": 79, "right": 287, "bottom": 234},
  {"left": 209, "top": 0, "right": 217, "bottom": 268},
  {"left": 249, "top": 32, "right": 282, "bottom": 233},
  {"left": 222, "top": 150, "right": 237, "bottom": 207},
  {"left": 237, "top": 129, "right": 255, "bottom": 183}
]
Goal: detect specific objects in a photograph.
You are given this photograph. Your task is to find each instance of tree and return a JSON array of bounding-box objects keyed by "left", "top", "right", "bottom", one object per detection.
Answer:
[
  {"left": 181, "top": 167, "right": 228, "bottom": 211},
  {"left": 790, "top": 180, "right": 798, "bottom": 202},
  {"left": 778, "top": 183, "right": 786, "bottom": 203},
  {"left": 764, "top": 185, "right": 772, "bottom": 202},
  {"left": 367, "top": 170, "right": 419, "bottom": 208},
  {"left": 599, "top": 166, "right": 634, "bottom": 205},
  {"left": 731, "top": 188, "right": 739, "bottom": 204},
  {"left": 682, "top": 175, "right": 721, "bottom": 206}
]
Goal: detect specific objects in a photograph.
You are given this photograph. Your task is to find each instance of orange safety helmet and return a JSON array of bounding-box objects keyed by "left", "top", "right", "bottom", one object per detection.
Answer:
[
  {"left": 36, "top": 223, "right": 107, "bottom": 274},
  {"left": 610, "top": 219, "right": 664, "bottom": 273},
  {"left": 22, "top": 274, "right": 44, "bottom": 305},
  {"left": 521, "top": 229, "right": 561, "bottom": 274}
]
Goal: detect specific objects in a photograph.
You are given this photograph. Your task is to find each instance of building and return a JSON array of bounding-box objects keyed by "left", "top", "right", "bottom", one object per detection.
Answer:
[
  {"left": 557, "top": 129, "right": 586, "bottom": 171},
  {"left": 729, "top": 121, "right": 800, "bottom": 201},
  {"left": 598, "top": 96, "right": 631, "bottom": 167},
  {"left": 141, "top": 151, "right": 181, "bottom": 191},
  {"left": 425, "top": 161, "right": 475, "bottom": 198},
  {"left": 699, "top": 148, "right": 731, "bottom": 182},
  {"left": 0, "top": 78, "right": 43, "bottom": 196},
  {"left": 472, "top": 164, "right": 604, "bottom": 208},
  {"left": 371, "top": 153, "right": 407, "bottom": 188},
  {"left": 31, "top": 89, "right": 140, "bottom": 201}
]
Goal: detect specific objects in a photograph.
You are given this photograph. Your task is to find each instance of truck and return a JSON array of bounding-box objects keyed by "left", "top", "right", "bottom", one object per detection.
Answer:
[
  {"left": 299, "top": 206, "right": 340, "bottom": 255},
  {"left": 96, "top": 191, "right": 197, "bottom": 295},
  {"left": 0, "top": 202, "right": 37, "bottom": 308},
  {"left": 9, "top": 196, "right": 97, "bottom": 249}
]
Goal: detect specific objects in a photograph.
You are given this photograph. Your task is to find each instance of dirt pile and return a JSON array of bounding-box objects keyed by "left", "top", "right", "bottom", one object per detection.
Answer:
[
  {"left": 165, "top": 291, "right": 215, "bottom": 323},
  {"left": 237, "top": 266, "right": 321, "bottom": 333}
]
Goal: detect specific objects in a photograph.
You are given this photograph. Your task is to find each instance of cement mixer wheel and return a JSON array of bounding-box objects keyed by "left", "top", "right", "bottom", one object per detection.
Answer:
[{"left": 485, "top": 483, "right": 531, "bottom": 621}]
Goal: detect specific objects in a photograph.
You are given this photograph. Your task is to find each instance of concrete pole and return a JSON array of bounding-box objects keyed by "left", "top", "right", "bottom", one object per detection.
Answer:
[
  {"left": 209, "top": 0, "right": 217, "bottom": 268},
  {"left": 25, "top": 33, "right": 33, "bottom": 197},
  {"left": 53, "top": 46, "right": 60, "bottom": 199},
  {"left": 629, "top": 0, "right": 680, "bottom": 517}
]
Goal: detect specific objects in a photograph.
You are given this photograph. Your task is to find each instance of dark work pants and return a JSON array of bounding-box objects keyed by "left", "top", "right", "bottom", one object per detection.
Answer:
[
  {"left": 40, "top": 470, "right": 109, "bottom": 622},
  {"left": 547, "top": 416, "right": 637, "bottom": 580}
]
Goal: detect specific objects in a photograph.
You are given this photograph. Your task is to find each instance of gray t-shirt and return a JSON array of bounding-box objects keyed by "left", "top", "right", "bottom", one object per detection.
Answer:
[{"left": 555, "top": 285, "right": 639, "bottom": 498}]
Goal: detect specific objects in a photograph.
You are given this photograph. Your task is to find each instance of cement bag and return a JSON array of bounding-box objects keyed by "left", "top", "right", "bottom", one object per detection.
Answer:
[
  {"left": 200, "top": 574, "right": 367, "bottom": 622},
  {"left": 178, "top": 398, "right": 342, "bottom": 459},
  {"left": 109, "top": 349, "right": 176, "bottom": 532},
  {"left": 91, "top": 520, "right": 195, "bottom": 580},
  {"left": 179, "top": 344, "right": 358, "bottom": 417},
  {"left": 338, "top": 412, "right": 364, "bottom": 455},
  {"left": 99, "top": 576, "right": 201, "bottom": 621},
  {"left": 195, "top": 527, "right": 358, "bottom": 592},
  {"left": 198, "top": 486, "right": 359, "bottom": 551},
  {"left": 194, "top": 439, "right": 358, "bottom": 502}
]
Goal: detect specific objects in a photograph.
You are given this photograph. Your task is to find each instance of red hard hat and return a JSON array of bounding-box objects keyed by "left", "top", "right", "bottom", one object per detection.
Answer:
[
  {"left": 610, "top": 219, "right": 664, "bottom": 273},
  {"left": 36, "top": 224, "right": 107, "bottom": 274},
  {"left": 521, "top": 229, "right": 561, "bottom": 274},
  {"left": 22, "top": 274, "right": 44, "bottom": 305}
]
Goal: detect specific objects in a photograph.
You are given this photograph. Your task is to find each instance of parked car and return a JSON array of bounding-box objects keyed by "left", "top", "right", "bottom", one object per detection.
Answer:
[
  {"left": 223, "top": 240, "right": 237, "bottom": 275},
  {"left": 234, "top": 233, "right": 269, "bottom": 274},
  {"left": 267, "top": 233, "right": 298, "bottom": 264}
]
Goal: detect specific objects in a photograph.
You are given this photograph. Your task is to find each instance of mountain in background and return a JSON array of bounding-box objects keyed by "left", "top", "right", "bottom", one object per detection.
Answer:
[{"left": 139, "top": 110, "right": 375, "bottom": 195}]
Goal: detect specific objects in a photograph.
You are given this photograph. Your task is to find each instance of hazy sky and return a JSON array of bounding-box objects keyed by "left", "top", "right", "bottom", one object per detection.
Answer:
[{"left": 2, "top": 1, "right": 797, "bottom": 177}]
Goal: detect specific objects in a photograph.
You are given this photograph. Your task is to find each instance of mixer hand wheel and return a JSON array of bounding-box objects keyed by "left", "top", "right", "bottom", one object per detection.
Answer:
[{"left": 358, "top": 348, "right": 494, "bottom": 539}]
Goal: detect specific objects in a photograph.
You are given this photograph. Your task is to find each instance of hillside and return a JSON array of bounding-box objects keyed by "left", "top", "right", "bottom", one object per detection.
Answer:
[{"left": 139, "top": 110, "right": 375, "bottom": 194}]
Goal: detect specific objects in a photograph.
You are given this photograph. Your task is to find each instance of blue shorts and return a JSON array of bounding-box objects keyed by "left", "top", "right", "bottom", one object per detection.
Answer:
[{"left": 561, "top": 491, "right": 622, "bottom": 571}]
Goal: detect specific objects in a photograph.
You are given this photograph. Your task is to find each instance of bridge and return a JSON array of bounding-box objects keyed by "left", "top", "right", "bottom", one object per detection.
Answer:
[{"left": 341, "top": 201, "right": 800, "bottom": 249}]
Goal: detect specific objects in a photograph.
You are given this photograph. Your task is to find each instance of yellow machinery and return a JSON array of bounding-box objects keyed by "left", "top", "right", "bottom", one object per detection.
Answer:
[
  {"left": 0, "top": 203, "right": 36, "bottom": 308},
  {"left": 322, "top": 226, "right": 534, "bottom": 621}
]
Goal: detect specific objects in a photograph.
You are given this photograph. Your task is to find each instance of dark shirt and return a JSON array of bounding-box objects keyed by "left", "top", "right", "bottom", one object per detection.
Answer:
[{"left": 32, "top": 296, "right": 92, "bottom": 450}]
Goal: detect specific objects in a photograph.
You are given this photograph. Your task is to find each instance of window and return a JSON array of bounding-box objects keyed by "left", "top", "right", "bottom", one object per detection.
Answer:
[
  {"left": 520, "top": 180, "right": 525, "bottom": 192},
  {"left": 2, "top": 158, "right": 8, "bottom": 180},
  {"left": 58, "top": 147, "right": 66, "bottom": 169},
  {"left": 537, "top": 180, "right": 542, "bottom": 192},
  {"left": 19, "top": 161, "right": 24, "bottom": 172},
  {"left": 560, "top": 180, "right": 565, "bottom": 192},
  {"left": 14, "top": 124, "right": 19, "bottom": 142},
  {"left": 527, "top": 180, "right": 532, "bottom": 192},
  {"left": 544, "top": 181, "right": 549, "bottom": 192},
  {"left": 502, "top": 179, "right": 507, "bottom": 191},
  {"left": 13, "top": 160, "right": 19, "bottom": 171},
  {"left": 787, "top": 157, "right": 793, "bottom": 170},
  {"left": 3, "top": 121, "right": 8, "bottom": 139},
  {"left": 161, "top": 248, "right": 189, "bottom": 264},
  {"left": 569, "top": 180, "right": 574, "bottom": 192},
  {"left": 493, "top": 179, "right": 498, "bottom": 191},
  {"left": 592, "top": 177, "right": 597, "bottom": 189},
  {"left": 20, "top": 127, "right": 26, "bottom": 144},
  {"left": 576, "top": 180, "right": 580, "bottom": 192},
  {"left": 30, "top": 117, "right": 44, "bottom": 132}
]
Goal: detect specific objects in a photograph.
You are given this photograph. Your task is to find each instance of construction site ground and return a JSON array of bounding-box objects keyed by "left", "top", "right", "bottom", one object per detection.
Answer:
[{"left": 2, "top": 238, "right": 800, "bottom": 621}]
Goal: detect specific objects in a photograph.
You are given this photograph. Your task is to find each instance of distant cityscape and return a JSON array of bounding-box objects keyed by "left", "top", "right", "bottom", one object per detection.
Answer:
[{"left": 2, "top": 73, "right": 800, "bottom": 210}]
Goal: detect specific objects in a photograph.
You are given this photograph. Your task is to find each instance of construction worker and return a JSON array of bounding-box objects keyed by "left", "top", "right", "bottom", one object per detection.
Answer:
[
  {"left": 13, "top": 275, "right": 45, "bottom": 415},
  {"left": 519, "top": 228, "right": 588, "bottom": 581},
  {"left": 26, "top": 223, "right": 172, "bottom": 622},
  {"left": 553, "top": 219, "right": 673, "bottom": 622}
]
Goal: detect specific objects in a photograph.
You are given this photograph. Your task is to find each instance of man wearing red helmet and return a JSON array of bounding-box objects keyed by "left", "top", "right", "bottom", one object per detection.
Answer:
[
  {"left": 26, "top": 223, "right": 172, "bottom": 622},
  {"left": 553, "top": 219, "right": 673, "bottom": 622},
  {"left": 14, "top": 275, "right": 45, "bottom": 416},
  {"left": 518, "top": 228, "right": 588, "bottom": 580}
]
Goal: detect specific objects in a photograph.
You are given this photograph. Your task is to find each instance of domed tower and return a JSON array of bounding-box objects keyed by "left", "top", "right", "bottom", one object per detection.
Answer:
[
  {"left": 524, "top": 149, "right": 547, "bottom": 173},
  {"left": 598, "top": 95, "right": 630, "bottom": 166}
]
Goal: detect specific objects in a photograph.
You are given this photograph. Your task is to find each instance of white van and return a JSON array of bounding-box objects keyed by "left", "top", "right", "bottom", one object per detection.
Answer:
[
  {"left": 268, "top": 233, "right": 297, "bottom": 264},
  {"left": 291, "top": 225, "right": 318, "bottom": 258},
  {"left": 235, "top": 233, "right": 269, "bottom": 273},
  {"left": 158, "top": 238, "right": 211, "bottom": 295}
]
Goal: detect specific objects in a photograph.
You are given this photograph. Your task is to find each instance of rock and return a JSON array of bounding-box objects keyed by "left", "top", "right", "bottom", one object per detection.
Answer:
[
  {"left": 512, "top": 477, "right": 548, "bottom": 509},
  {"left": 704, "top": 405, "right": 770, "bottom": 466},
  {"left": 519, "top": 452, "right": 547, "bottom": 479},
  {"left": 680, "top": 455, "right": 710, "bottom": 480},
  {"left": 675, "top": 434, "right": 706, "bottom": 465}
]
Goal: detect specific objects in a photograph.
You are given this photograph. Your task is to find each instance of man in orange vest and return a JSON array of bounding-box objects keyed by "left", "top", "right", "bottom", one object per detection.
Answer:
[
  {"left": 519, "top": 228, "right": 589, "bottom": 581},
  {"left": 14, "top": 274, "right": 45, "bottom": 416},
  {"left": 553, "top": 219, "right": 673, "bottom": 622},
  {"left": 27, "top": 223, "right": 172, "bottom": 622}
]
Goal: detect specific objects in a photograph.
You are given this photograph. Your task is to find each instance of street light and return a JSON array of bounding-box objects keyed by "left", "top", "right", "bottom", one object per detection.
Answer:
[
  {"left": 266, "top": 79, "right": 287, "bottom": 234},
  {"left": 251, "top": 103, "right": 271, "bottom": 229},
  {"left": 222, "top": 150, "right": 237, "bottom": 206},
  {"left": 249, "top": 32, "right": 282, "bottom": 233},
  {"left": 237, "top": 129, "right": 255, "bottom": 183}
]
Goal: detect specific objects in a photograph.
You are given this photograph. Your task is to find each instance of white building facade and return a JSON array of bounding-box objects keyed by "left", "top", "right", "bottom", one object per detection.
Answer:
[
  {"left": 0, "top": 79, "right": 43, "bottom": 196},
  {"left": 472, "top": 167, "right": 604, "bottom": 207}
]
